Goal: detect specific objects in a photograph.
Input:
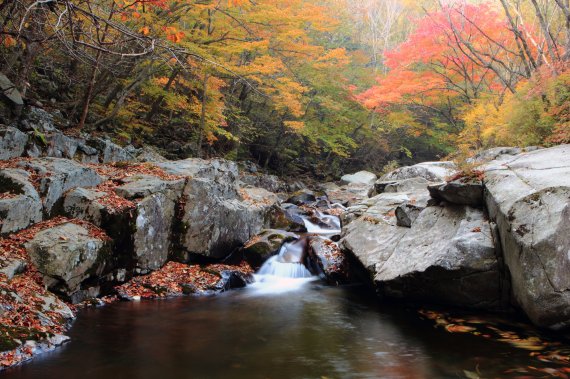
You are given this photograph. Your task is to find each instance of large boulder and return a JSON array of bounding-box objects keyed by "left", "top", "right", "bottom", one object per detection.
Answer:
[
  {"left": 86, "top": 138, "right": 137, "bottom": 163},
  {"left": 0, "top": 169, "right": 42, "bottom": 234},
  {"left": 17, "top": 158, "right": 102, "bottom": 216},
  {"left": 380, "top": 161, "right": 456, "bottom": 182},
  {"left": 0, "top": 126, "right": 27, "bottom": 160},
  {"left": 158, "top": 158, "right": 278, "bottom": 260},
  {"left": 341, "top": 171, "right": 377, "bottom": 186},
  {"left": 115, "top": 175, "right": 184, "bottom": 273},
  {"left": 24, "top": 222, "right": 111, "bottom": 300},
  {"left": 308, "top": 237, "right": 350, "bottom": 284},
  {"left": 342, "top": 204, "right": 502, "bottom": 309},
  {"left": 483, "top": 144, "right": 570, "bottom": 329}
]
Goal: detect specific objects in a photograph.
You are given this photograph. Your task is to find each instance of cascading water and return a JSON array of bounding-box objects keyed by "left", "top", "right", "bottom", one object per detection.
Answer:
[{"left": 251, "top": 196, "right": 342, "bottom": 293}]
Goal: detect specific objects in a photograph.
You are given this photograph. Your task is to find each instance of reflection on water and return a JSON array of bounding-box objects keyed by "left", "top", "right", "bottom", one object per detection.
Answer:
[{"left": 3, "top": 281, "right": 567, "bottom": 379}]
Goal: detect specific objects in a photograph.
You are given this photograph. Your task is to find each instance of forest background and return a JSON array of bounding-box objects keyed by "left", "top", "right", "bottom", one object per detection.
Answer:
[{"left": 1, "top": 0, "right": 569, "bottom": 179}]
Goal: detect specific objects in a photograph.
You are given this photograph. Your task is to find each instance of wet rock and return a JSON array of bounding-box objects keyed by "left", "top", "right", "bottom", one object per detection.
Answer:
[
  {"left": 242, "top": 229, "right": 298, "bottom": 268},
  {"left": 381, "top": 161, "right": 456, "bottom": 182},
  {"left": 428, "top": 180, "right": 484, "bottom": 207},
  {"left": 0, "top": 169, "right": 43, "bottom": 234},
  {"left": 24, "top": 222, "right": 111, "bottom": 300},
  {"left": 308, "top": 237, "right": 349, "bottom": 284},
  {"left": 395, "top": 203, "right": 423, "bottom": 228},
  {"left": 483, "top": 144, "right": 570, "bottom": 329},
  {"left": 210, "top": 270, "right": 254, "bottom": 292},
  {"left": 341, "top": 171, "right": 377, "bottom": 186},
  {"left": 267, "top": 205, "right": 306, "bottom": 232},
  {"left": 285, "top": 190, "right": 317, "bottom": 205},
  {"left": 18, "top": 158, "right": 102, "bottom": 216},
  {"left": 0, "top": 126, "right": 27, "bottom": 160},
  {"left": 342, "top": 205, "right": 501, "bottom": 309}
]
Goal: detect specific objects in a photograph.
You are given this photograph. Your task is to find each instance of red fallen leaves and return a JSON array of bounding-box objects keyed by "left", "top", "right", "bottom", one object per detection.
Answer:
[
  {"left": 447, "top": 169, "right": 485, "bottom": 183},
  {"left": 115, "top": 261, "right": 253, "bottom": 300},
  {"left": 0, "top": 270, "right": 73, "bottom": 368},
  {"left": 419, "top": 309, "right": 570, "bottom": 376},
  {"left": 88, "top": 162, "right": 181, "bottom": 182},
  {"left": 94, "top": 181, "right": 136, "bottom": 214},
  {"left": 1, "top": 217, "right": 110, "bottom": 265},
  {"left": 0, "top": 192, "right": 17, "bottom": 200}
]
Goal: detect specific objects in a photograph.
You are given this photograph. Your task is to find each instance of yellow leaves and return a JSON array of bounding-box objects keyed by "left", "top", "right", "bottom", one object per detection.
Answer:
[
  {"left": 314, "top": 48, "right": 350, "bottom": 69},
  {"left": 140, "top": 26, "right": 150, "bottom": 36},
  {"left": 284, "top": 121, "right": 305, "bottom": 131}
]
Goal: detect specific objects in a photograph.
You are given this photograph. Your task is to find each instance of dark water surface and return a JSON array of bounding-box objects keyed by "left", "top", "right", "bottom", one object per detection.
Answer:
[{"left": 3, "top": 280, "right": 569, "bottom": 379}]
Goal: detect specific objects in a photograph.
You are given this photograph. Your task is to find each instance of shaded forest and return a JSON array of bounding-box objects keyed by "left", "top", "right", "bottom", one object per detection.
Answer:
[{"left": 0, "top": 0, "right": 569, "bottom": 178}]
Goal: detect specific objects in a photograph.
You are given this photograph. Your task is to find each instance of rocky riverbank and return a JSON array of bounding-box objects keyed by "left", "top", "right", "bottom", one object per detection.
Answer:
[
  {"left": 337, "top": 145, "right": 570, "bottom": 331},
  {"left": 1, "top": 108, "right": 570, "bottom": 369}
]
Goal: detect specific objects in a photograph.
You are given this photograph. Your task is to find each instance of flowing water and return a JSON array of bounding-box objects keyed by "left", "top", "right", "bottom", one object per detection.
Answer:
[
  {"left": 3, "top": 280, "right": 570, "bottom": 379},
  {"left": 4, "top": 205, "right": 570, "bottom": 378}
]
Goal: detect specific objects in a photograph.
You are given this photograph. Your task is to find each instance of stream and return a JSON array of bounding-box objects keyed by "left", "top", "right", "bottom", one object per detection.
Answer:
[
  {"left": 3, "top": 198, "right": 570, "bottom": 378},
  {"left": 3, "top": 282, "right": 568, "bottom": 379}
]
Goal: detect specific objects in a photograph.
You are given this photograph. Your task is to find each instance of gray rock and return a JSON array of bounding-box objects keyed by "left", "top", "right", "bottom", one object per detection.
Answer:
[
  {"left": 0, "top": 73, "right": 23, "bottom": 106},
  {"left": 483, "top": 144, "right": 570, "bottom": 329},
  {"left": 0, "top": 259, "right": 27, "bottom": 279},
  {"left": 0, "top": 126, "right": 27, "bottom": 160},
  {"left": 136, "top": 146, "right": 168, "bottom": 163},
  {"left": 115, "top": 175, "right": 184, "bottom": 273},
  {"left": 381, "top": 161, "right": 456, "bottom": 182},
  {"left": 18, "top": 158, "right": 102, "bottom": 216},
  {"left": 239, "top": 172, "right": 287, "bottom": 193},
  {"left": 428, "top": 180, "right": 484, "bottom": 206},
  {"left": 342, "top": 205, "right": 501, "bottom": 309},
  {"left": 326, "top": 182, "right": 374, "bottom": 206},
  {"left": 242, "top": 229, "right": 298, "bottom": 268},
  {"left": 132, "top": 192, "right": 178, "bottom": 273},
  {"left": 25, "top": 222, "right": 111, "bottom": 299},
  {"left": 384, "top": 177, "right": 430, "bottom": 193},
  {"left": 62, "top": 187, "right": 107, "bottom": 226},
  {"left": 469, "top": 147, "right": 522, "bottom": 163},
  {"left": 395, "top": 203, "right": 423, "bottom": 227},
  {"left": 341, "top": 170, "right": 377, "bottom": 185},
  {"left": 87, "top": 138, "right": 137, "bottom": 163},
  {"left": 308, "top": 237, "right": 349, "bottom": 284},
  {"left": 21, "top": 107, "right": 57, "bottom": 132},
  {"left": 0, "top": 169, "right": 42, "bottom": 234},
  {"left": 178, "top": 180, "right": 279, "bottom": 259}
]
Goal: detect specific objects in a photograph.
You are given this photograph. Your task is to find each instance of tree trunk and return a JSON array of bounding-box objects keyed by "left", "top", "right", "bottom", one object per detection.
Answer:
[{"left": 197, "top": 73, "right": 209, "bottom": 158}]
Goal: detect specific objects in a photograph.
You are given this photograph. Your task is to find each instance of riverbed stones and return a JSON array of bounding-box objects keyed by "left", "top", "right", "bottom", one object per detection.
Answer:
[
  {"left": 395, "top": 203, "right": 423, "bottom": 227},
  {"left": 0, "top": 126, "right": 27, "bottom": 160},
  {"left": 0, "top": 169, "right": 42, "bottom": 234},
  {"left": 24, "top": 222, "right": 111, "bottom": 299},
  {"left": 483, "top": 144, "right": 570, "bottom": 329}
]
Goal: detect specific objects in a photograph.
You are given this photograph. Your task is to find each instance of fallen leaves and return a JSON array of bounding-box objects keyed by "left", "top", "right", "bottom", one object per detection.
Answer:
[{"left": 115, "top": 261, "right": 253, "bottom": 300}]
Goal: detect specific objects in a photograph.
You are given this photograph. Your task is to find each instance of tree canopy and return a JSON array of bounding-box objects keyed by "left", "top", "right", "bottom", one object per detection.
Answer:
[{"left": 1, "top": 0, "right": 568, "bottom": 177}]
